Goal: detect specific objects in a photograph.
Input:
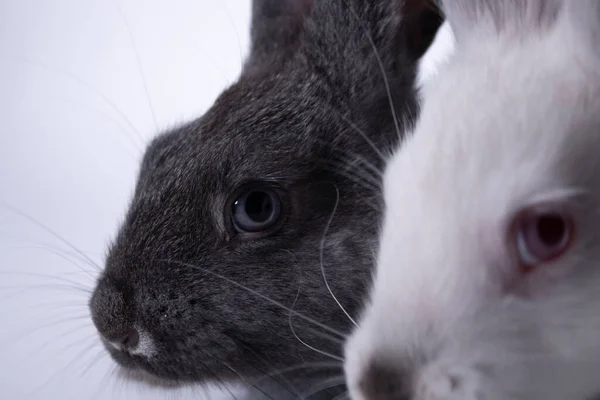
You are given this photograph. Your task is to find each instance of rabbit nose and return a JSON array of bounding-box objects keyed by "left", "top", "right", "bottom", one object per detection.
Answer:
[
  {"left": 89, "top": 276, "right": 137, "bottom": 348},
  {"left": 108, "top": 328, "right": 140, "bottom": 351},
  {"left": 357, "top": 360, "right": 412, "bottom": 400}
]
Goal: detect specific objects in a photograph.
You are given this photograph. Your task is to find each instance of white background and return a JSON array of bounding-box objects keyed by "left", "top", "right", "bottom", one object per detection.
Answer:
[
  {"left": 0, "top": 0, "right": 453, "bottom": 398},
  {"left": 0, "top": 1, "right": 250, "bottom": 399}
]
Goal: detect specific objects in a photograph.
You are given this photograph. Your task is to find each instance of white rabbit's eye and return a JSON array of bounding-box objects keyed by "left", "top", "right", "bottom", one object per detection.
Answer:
[{"left": 514, "top": 207, "right": 573, "bottom": 270}]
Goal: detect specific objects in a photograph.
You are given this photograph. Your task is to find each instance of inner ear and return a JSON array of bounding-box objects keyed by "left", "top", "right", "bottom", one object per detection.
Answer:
[{"left": 402, "top": 0, "right": 444, "bottom": 61}]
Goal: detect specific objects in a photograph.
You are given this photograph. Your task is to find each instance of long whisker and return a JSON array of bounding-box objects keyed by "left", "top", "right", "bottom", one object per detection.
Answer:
[
  {"left": 0, "top": 270, "right": 92, "bottom": 291},
  {"left": 163, "top": 259, "right": 345, "bottom": 338},
  {"left": 329, "top": 108, "right": 388, "bottom": 162},
  {"left": 58, "top": 97, "right": 143, "bottom": 156},
  {"left": 118, "top": 7, "right": 159, "bottom": 131},
  {"left": 221, "top": 338, "right": 301, "bottom": 398},
  {"left": 3, "top": 238, "right": 104, "bottom": 266},
  {"left": 0, "top": 284, "right": 90, "bottom": 301},
  {"left": 305, "top": 326, "right": 345, "bottom": 346},
  {"left": 80, "top": 348, "right": 108, "bottom": 378},
  {"left": 191, "top": 38, "right": 232, "bottom": 85},
  {"left": 23, "top": 328, "right": 96, "bottom": 363},
  {"left": 320, "top": 184, "right": 358, "bottom": 328},
  {"left": 30, "top": 339, "right": 101, "bottom": 396},
  {"left": 316, "top": 137, "right": 385, "bottom": 177},
  {"left": 221, "top": 362, "right": 275, "bottom": 400},
  {"left": 198, "top": 359, "right": 239, "bottom": 400},
  {"left": 2, "top": 55, "right": 147, "bottom": 145},
  {"left": 218, "top": 1, "right": 244, "bottom": 67},
  {"left": 332, "top": 390, "right": 350, "bottom": 400},
  {"left": 250, "top": 361, "right": 343, "bottom": 386},
  {"left": 8, "top": 245, "right": 98, "bottom": 281},
  {"left": 299, "top": 375, "right": 346, "bottom": 400},
  {"left": 0, "top": 201, "right": 103, "bottom": 272},
  {"left": 288, "top": 281, "right": 344, "bottom": 362},
  {"left": 10, "top": 317, "right": 90, "bottom": 343},
  {"left": 319, "top": 159, "right": 381, "bottom": 193},
  {"left": 346, "top": 3, "right": 403, "bottom": 145}
]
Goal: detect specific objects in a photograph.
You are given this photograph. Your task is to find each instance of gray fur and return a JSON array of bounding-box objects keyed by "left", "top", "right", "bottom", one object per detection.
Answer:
[{"left": 89, "top": 0, "right": 435, "bottom": 398}]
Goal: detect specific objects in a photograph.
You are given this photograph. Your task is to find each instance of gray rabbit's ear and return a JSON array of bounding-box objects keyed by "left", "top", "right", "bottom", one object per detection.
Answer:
[
  {"left": 242, "top": 0, "right": 313, "bottom": 78},
  {"left": 440, "top": 0, "right": 562, "bottom": 43}
]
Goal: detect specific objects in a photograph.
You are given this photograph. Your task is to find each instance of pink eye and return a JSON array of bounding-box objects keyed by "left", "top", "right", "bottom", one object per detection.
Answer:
[{"left": 514, "top": 207, "right": 573, "bottom": 271}]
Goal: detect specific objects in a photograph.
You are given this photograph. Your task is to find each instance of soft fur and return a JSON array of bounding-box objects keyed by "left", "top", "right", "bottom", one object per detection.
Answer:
[
  {"left": 87, "top": 0, "right": 442, "bottom": 398},
  {"left": 345, "top": 1, "right": 600, "bottom": 399}
]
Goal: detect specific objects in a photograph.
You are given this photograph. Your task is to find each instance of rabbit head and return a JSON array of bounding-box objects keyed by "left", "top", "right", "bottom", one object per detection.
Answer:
[
  {"left": 345, "top": 1, "right": 600, "bottom": 399},
  {"left": 88, "top": 0, "right": 439, "bottom": 394}
]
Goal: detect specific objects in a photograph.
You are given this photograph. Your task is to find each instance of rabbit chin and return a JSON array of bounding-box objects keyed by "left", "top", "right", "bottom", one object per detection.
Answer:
[{"left": 116, "top": 367, "right": 183, "bottom": 389}]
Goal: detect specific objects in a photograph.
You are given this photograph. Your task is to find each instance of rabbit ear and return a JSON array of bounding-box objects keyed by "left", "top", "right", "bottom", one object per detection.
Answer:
[
  {"left": 242, "top": 0, "right": 313, "bottom": 78},
  {"left": 564, "top": 0, "right": 600, "bottom": 58},
  {"left": 440, "top": 0, "right": 562, "bottom": 43}
]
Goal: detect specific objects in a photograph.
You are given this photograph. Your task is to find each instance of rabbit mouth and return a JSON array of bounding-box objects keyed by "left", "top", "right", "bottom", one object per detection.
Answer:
[{"left": 106, "top": 347, "right": 185, "bottom": 384}]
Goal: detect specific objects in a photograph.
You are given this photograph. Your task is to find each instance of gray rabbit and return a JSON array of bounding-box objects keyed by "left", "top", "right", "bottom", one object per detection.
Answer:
[{"left": 89, "top": 0, "right": 440, "bottom": 398}]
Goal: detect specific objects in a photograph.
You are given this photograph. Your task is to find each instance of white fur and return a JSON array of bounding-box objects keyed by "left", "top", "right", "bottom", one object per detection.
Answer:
[
  {"left": 107, "top": 327, "right": 157, "bottom": 358},
  {"left": 416, "top": 21, "right": 455, "bottom": 91},
  {"left": 345, "top": 1, "right": 600, "bottom": 399}
]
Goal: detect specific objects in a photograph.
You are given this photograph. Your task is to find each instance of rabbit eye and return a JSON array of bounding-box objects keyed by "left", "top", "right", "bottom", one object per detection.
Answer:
[
  {"left": 230, "top": 187, "right": 283, "bottom": 236},
  {"left": 514, "top": 207, "right": 573, "bottom": 270}
]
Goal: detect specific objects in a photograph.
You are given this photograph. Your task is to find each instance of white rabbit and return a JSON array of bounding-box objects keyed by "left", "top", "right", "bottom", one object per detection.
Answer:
[{"left": 344, "top": 1, "right": 600, "bottom": 399}]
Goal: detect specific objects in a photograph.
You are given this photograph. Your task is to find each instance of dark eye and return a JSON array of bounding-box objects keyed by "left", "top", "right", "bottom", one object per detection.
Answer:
[
  {"left": 231, "top": 188, "right": 283, "bottom": 234},
  {"left": 514, "top": 207, "right": 573, "bottom": 270}
]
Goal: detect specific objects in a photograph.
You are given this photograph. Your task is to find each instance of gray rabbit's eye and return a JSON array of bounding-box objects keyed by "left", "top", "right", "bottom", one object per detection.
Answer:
[{"left": 231, "top": 188, "right": 282, "bottom": 234}]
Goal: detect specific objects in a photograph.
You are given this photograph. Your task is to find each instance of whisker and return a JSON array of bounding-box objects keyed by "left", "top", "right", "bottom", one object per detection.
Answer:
[
  {"left": 99, "top": 365, "right": 119, "bottom": 400},
  {"left": 163, "top": 259, "right": 345, "bottom": 338},
  {"left": 191, "top": 38, "right": 232, "bottom": 86},
  {"left": 28, "top": 300, "right": 89, "bottom": 314},
  {"left": 218, "top": 1, "right": 244, "bottom": 67},
  {"left": 305, "top": 326, "right": 344, "bottom": 346},
  {"left": 1, "top": 55, "right": 147, "bottom": 145},
  {"left": 299, "top": 375, "right": 346, "bottom": 400},
  {"left": 5, "top": 244, "right": 98, "bottom": 281},
  {"left": 30, "top": 339, "right": 101, "bottom": 396},
  {"left": 23, "top": 328, "right": 96, "bottom": 363},
  {"left": 319, "top": 159, "right": 381, "bottom": 193},
  {"left": 2, "top": 237, "right": 103, "bottom": 266},
  {"left": 10, "top": 317, "right": 90, "bottom": 343},
  {"left": 319, "top": 184, "right": 358, "bottom": 328},
  {"left": 221, "top": 362, "right": 275, "bottom": 400},
  {"left": 346, "top": 3, "right": 403, "bottom": 146},
  {"left": 0, "top": 270, "right": 92, "bottom": 290},
  {"left": 118, "top": 7, "right": 159, "bottom": 131},
  {"left": 251, "top": 361, "right": 343, "bottom": 385},
  {"left": 318, "top": 139, "right": 385, "bottom": 177},
  {"left": 288, "top": 281, "right": 344, "bottom": 362},
  {"left": 58, "top": 97, "right": 143, "bottom": 156},
  {"left": 0, "top": 283, "right": 91, "bottom": 299},
  {"left": 0, "top": 201, "right": 103, "bottom": 271},
  {"left": 223, "top": 339, "right": 301, "bottom": 398},
  {"left": 330, "top": 108, "right": 388, "bottom": 162},
  {"left": 80, "top": 348, "right": 108, "bottom": 378},
  {"left": 199, "top": 360, "right": 239, "bottom": 400},
  {"left": 332, "top": 390, "right": 350, "bottom": 400}
]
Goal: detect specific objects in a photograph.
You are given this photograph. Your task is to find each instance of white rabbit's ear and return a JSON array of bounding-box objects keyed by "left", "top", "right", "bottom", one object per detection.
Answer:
[
  {"left": 439, "top": 0, "right": 562, "bottom": 43},
  {"left": 564, "top": 0, "right": 600, "bottom": 58}
]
